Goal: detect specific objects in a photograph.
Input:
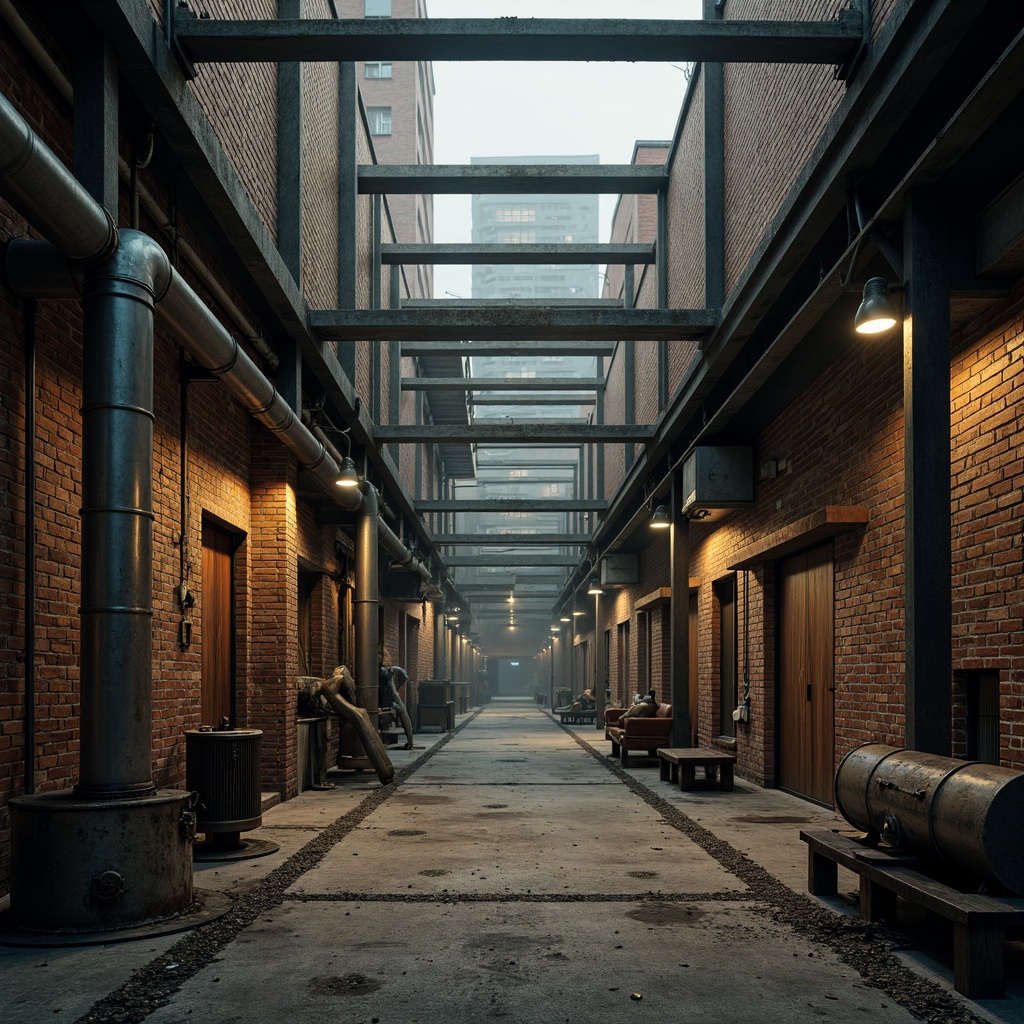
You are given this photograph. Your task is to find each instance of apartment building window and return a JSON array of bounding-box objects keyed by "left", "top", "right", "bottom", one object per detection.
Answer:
[
  {"left": 367, "top": 107, "right": 392, "bottom": 136},
  {"left": 364, "top": 0, "right": 392, "bottom": 16},
  {"left": 365, "top": 62, "right": 393, "bottom": 79}
]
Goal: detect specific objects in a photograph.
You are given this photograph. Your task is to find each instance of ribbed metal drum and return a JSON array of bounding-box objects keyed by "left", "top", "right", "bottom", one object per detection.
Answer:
[
  {"left": 835, "top": 742, "right": 1024, "bottom": 893},
  {"left": 185, "top": 729, "right": 263, "bottom": 833}
]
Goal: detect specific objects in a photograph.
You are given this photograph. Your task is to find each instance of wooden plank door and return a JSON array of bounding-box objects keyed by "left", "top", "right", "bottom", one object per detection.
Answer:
[
  {"left": 688, "top": 592, "right": 699, "bottom": 745},
  {"left": 201, "top": 521, "right": 236, "bottom": 727},
  {"left": 778, "top": 543, "right": 835, "bottom": 804}
]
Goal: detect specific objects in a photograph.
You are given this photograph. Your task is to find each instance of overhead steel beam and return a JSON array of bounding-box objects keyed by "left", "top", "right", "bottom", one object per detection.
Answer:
[
  {"left": 360, "top": 164, "right": 666, "bottom": 194},
  {"left": 402, "top": 298, "right": 624, "bottom": 309},
  {"left": 378, "top": 424, "right": 650, "bottom": 444},
  {"left": 310, "top": 308, "right": 717, "bottom": 341},
  {"left": 446, "top": 554, "right": 579, "bottom": 567},
  {"left": 402, "top": 377, "right": 602, "bottom": 391},
  {"left": 171, "top": 15, "right": 864, "bottom": 67},
  {"left": 402, "top": 341, "right": 615, "bottom": 357},
  {"left": 418, "top": 498, "right": 607, "bottom": 512},
  {"left": 382, "top": 243, "right": 654, "bottom": 265},
  {"left": 434, "top": 534, "right": 591, "bottom": 545},
  {"left": 470, "top": 396, "right": 595, "bottom": 407}
]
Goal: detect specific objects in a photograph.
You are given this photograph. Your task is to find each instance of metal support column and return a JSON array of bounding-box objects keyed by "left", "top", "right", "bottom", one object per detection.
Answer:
[
  {"left": 276, "top": 0, "right": 302, "bottom": 281},
  {"left": 703, "top": 0, "right": 725, "bottom": 312},
  {"left": 903, "top": 187, "right": 952, "bottom": 754},
  {"left": 337, "top": 61, "right": 357, "bottom": 382},
  {"left": 73, "top": 39, "right": 119, "bottom": 212},
  {"left": 623, "top": 341, "right": 635, "bottom": 473},
  {"left": 670, "top": 467, "right": 692, "bottom": 748}
]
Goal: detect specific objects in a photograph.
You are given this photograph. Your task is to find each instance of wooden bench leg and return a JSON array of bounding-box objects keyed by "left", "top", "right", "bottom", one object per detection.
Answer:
[
  {"left": 610, "top": 740, "right": 619, "bottom": 758},
  {"left": 859, "top": 877, "right": 897, "bottom": 922},
  {"left": 807, "top": 848, "right": 838, "bottom": 896},
  {"left": 954, "top": 924, "right": 1004, "bottom": 998},
  {"left": 719, "top": 763, "right": 734, "bottom": 791},
  {"left": 659, "top": 757, "right": 671, "bottom": 783},
  {"left": 679, "top": 765, "right": 696, "bottom": 791}
]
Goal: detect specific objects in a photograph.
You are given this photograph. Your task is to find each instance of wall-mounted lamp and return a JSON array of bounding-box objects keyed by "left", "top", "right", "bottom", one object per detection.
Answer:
[
  {"left": 649, "top": 503, "right": 671, "bottom": 529},
  {"left": 559, "top": 613, "right": 571, "bottom": 623},
  {"left": 334, "top": 455, "right": 360, "bottom": 489},
  {"left": 587, "top": 577, "right": 603, "bottom": 595},
  {"left": 855, "top": 277, "right": 901, "bottom": 335},
  {"left": 550, "top": 623, "right": 561, "bottom": 633}
]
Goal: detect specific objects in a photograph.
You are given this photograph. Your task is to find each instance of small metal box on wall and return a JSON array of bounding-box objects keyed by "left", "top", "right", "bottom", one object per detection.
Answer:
[{"left": 681, "top": 446, "right": 754, "bottom": 515}]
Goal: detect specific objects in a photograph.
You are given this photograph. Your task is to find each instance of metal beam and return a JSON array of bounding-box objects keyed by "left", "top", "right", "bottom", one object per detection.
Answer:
[
  {"left": 382, "top": 243, "right": 654, "bottom": 265},
  {"left": 434, "top": 534, "right": 591, "bottom": 545},
  {"left": 446, "top": 555, "right": 579, "bottom": 567},
  {"left": 361, "top": 164, "right": 666, "bottom": 194},
  {"left": 402, "top": 377, "right": 602, "bottom": 391},
  {"left": 418, "top": 499, "right": 607, "bottom": 512},
  {"left": 469, "top": 395, "right": 596, "bottom": 406},
  {"left": 172, "top": 15, "right": 864, "bottom": 66},
  {"left": 311, "top": 308, "right": 717, "bottom": 341},
  {"left": 377, "top": 424, "right": 651, "bottom": 444},
  {"left": 402, "top": 341, "right": 614, "bottom": 357},
  {"left": 402, "top": 298, "right": 624, "bottom": 309}
]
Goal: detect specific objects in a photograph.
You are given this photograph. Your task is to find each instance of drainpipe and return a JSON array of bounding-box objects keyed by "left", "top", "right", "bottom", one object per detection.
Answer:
[{"left": 355, "top": 482, "right": 379, "bottom": 722}]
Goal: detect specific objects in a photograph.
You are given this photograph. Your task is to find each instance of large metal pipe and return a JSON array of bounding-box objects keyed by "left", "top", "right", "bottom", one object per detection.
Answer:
[
  {"left": 0, "top": 92, "right": 115, "bottom": 263},
  {"left": 355, "top": 482, "right": 380, "bottom": 721},
  {"left": 77, "top": 230, "right": 171, "bottom": 798},
  {"left": 835, "top": 743, "right": 1024, "bottom": 894}
]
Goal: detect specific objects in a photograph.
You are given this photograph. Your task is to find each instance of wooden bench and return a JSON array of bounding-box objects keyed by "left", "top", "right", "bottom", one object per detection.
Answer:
[
  {"left": 557, "top": 708, "right": 597, "bottom": 726},
  {"left": 658, "top": 748, "right": 736, "bottom": 791},
  {"left": 801, "top": 829, "right": 1024, "bottom": 998}
]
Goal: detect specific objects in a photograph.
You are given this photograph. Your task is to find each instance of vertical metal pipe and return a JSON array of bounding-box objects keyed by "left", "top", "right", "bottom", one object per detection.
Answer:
[
  {"left": 593, "top": 590, "right": 604, "bottom": 727},
  {"left": 24, "top": 299, "right": 36, "bottom": 794},
  {"left": 355, "top": 483, "right": 380, "bottom": 725},
  {"left": 75, "top": 231, "right": 170, "bottom": 799}
]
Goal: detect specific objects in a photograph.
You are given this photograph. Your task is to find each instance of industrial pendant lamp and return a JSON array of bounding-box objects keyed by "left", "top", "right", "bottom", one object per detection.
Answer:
[
  {"left": 587, "top": 576, "right": 603, "bottom": 595},
  {"left": 335, "top": 455, "right": 360, "bottom": 489},
  {"left": 649, "top": 503, "right": 671, "bottom": 529},
  {"left": 854, "top": 277, "right": 899, "bottom": 335}
]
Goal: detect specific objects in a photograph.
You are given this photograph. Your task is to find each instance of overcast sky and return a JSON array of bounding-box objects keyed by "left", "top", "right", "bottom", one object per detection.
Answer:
[{"left": 426, "top": 0, "right": 703, "bottom": 297}]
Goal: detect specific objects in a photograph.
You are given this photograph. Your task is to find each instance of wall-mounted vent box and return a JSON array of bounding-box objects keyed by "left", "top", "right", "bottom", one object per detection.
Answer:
[
  {"left": 682, "top": 446, "right": 754, "bottom": 513},
  {"left": 600, "top": 553, "right": 639, "bottom": 587}
]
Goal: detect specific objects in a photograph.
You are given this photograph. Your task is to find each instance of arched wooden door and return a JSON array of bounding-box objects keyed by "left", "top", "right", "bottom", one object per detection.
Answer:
[{"left": 777, "top": 543, "right": 835, "bottom": 804}]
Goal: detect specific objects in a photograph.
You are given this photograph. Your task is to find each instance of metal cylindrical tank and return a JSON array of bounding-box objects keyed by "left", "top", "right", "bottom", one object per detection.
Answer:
[
  {"left": 835, "top": 742, "right": 1024, "bottom": 893},
  {"left": 185, "top": 729, "right": 263, "bottom": 834}
]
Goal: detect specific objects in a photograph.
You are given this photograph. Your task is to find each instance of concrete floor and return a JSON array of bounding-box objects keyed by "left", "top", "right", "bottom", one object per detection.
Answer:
[{"left": 1, "top": 700, "right": 1022, "bottom": 1024}]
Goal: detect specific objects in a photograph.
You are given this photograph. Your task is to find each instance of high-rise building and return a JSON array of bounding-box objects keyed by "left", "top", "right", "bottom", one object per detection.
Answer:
[{"left": 336, "top": 0, "right": 435, "bottom": 299}]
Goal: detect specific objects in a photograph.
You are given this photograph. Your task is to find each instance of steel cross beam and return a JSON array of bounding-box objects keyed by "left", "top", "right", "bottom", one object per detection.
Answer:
[
  {"left": 446, "top": 555, "right": 579, "bottom": 567},
  {"left": 401, "top": 377, "right": 602, "bottom": 391},
  {"left": 171, "top": 15, "right": 865, "bottom": 67},
  {"left": 418, "top": 499, "right": 607, "bottom": 512},
  {"left": 433, "top": 534, "right": 591, "bottom": 545},
  {"left": 376, "top": 424, "right": 650, "bottom": 444},
  {"left": 363, "top": 165, "right": 666, "bottom": 194},
  {"left": 382, "top": 243, "right": 655, "bottom": 265},
  {"left": 401, "top": 341, "right": 615, "bottom": 357},
  {"left": 309, "top": 308, "right": 717, "bottom": 341}
]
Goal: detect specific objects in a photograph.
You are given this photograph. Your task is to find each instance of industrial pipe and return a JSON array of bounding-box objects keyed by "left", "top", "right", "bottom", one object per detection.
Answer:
[{"left": 835, "top": 743, "right": 1024, "bottom": 894}]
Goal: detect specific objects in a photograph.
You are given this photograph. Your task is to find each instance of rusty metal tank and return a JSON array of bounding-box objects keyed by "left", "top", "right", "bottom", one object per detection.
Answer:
[{"left": 835, "top": 742, "right": 1024, "bottom": 894}]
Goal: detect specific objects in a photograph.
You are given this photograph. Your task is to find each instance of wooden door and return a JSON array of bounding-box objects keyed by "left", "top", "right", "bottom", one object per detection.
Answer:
[
  {"left": 201, "top": 521, "right": 236, "bottom": 727},
  {"left": 778, "top": 543, "right": 835, "bottom": 804},
  {"left": 688, "top": 591, "right": 699, "bottom": 745}
]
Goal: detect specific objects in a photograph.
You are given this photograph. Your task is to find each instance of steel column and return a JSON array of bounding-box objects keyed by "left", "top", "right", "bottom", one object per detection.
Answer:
[
  {"left": 703, "top": 0, "right": 726, "bottom": 311},
  {"left": 903, "top": 187, "right": 952, "bottom": 754},
  {"left": 670, "top": 468, "right": 692, "bottom": 748},
  {"left": 276, "top": 0, "right": 302, "bottom": 281}
]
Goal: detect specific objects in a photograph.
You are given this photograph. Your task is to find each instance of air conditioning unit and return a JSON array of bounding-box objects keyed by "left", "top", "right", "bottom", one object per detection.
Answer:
[
  {"left": 600, "top": 553, "right": 639, "bottom": 587},
  {"left": 681, "top": 446, "right": 754, "bottom": 517}
]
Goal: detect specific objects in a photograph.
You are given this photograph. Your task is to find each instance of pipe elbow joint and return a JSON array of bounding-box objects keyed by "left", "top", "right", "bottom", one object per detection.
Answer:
[{"left": 108, "top": 229, "right": 172, "bottom": 303}]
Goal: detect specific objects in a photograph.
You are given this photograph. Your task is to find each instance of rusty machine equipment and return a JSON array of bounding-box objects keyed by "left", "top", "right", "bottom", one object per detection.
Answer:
[{"left": 835, "top": 743, "right": 1024, "bottom": 894}]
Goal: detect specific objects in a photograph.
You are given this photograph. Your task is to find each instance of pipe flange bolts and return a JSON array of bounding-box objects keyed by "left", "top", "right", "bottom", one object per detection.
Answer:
[{"left": 91, "top": 869, "right": 130, "bottom": 904}]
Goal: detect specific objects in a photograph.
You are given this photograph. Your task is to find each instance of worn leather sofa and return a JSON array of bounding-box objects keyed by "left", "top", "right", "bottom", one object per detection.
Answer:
[{"left": 604, "top": 703, "right": 674, "bottom": 767}]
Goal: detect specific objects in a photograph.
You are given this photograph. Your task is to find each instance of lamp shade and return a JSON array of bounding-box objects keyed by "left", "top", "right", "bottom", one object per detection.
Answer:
[
  {"left": 335, "top": 455, "right": 360, "bottom": 488},
  {"left": 855, "top": 277, "right": 898, "bottom": 335},
  {"left": 587, "top": 577, "right": 603, "bottom": 595},
  {"left": 649, "top": 503, "right": 671, "bottom": 529}
]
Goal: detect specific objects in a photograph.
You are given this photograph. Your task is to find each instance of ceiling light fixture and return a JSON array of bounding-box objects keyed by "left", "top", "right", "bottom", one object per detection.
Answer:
[{"left": 854, "top": 277, "right": 901, "bottom": 335}]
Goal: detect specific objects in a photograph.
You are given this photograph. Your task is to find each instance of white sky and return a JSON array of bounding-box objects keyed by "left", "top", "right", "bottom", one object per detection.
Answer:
[{"left": 426, "top": 0, "right": 702, "bottom": 297}]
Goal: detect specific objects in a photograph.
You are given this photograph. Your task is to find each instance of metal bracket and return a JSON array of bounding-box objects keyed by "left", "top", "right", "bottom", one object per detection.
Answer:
[
  {"left": 169, "top": 1, "right": 200, "bottom": 81},
  {"left": 834, "top": 0, "right": 870, "bottom": 82}
]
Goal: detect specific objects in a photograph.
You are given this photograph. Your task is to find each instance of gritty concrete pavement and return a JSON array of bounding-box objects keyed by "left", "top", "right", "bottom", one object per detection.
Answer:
[{"left": 1, "top": 700, "right": 1021, "bottom": 1024}]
